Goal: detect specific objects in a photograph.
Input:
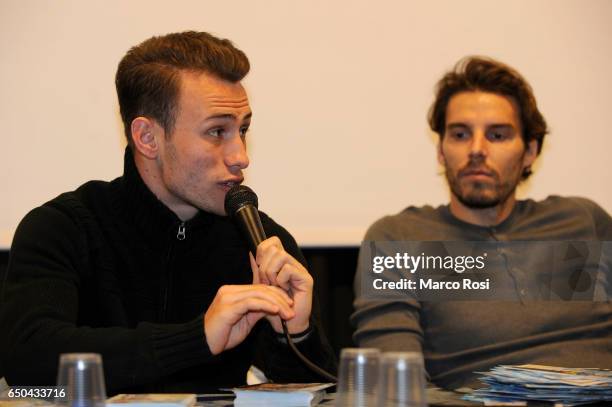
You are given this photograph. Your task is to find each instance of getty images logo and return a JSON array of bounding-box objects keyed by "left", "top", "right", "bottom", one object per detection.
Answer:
[{"left": 372, "top": 252, "right": 488, "bottom": 274}]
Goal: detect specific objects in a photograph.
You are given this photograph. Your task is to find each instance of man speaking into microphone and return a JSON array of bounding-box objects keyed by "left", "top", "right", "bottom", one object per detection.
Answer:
[{"left": 0, "top": 31, "right": 335, "bottom": 393}]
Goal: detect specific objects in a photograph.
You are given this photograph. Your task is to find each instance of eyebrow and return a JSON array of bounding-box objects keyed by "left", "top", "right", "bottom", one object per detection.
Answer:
[
  {"left": 447, "top": 123, "right": 469, "bottom": 129},
  {"left": 446, "top": 122, "right": 515, "bottom": 130},
  {"left": 488, "top": 124, "right": 515, "bottom": 130},
  {"left": 205, "top": 112, "right": 252, "bottom": 122}
]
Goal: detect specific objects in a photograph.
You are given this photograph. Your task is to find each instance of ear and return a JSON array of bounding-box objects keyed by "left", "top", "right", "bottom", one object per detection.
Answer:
[
  {"left": 130, "top": 117, "right": 162, "bottom": 159},
  {"left": 437, "top": 140, "right": 446, "bottom": 166},
  {"left": 522, "top": 139, "right": 538, "bottom": 169}
]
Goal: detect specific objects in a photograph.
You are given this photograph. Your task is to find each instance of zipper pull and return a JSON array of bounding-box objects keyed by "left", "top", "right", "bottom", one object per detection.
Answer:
[{"left": 176, "top": 222, "right": 186, "bottom": 240}]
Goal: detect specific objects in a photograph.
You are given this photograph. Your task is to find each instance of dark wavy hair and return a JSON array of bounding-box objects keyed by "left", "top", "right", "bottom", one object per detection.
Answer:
[
  {"left": 116, "top": 31, "right": 250, "bottom": 146},
  {"left": 428, "top": 56, "right": 548, "bottom": 179}
]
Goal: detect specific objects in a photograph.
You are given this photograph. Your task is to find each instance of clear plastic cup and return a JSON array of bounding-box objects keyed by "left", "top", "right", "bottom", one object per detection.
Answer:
[
  {"left": 335, "top": 348, "right": 381, "bottom": 407},
  {"left": 56, "top": 353, "right": 107, "bottom": 407},
  {"left": 378, "top": 352, "right": 426, "bottom": 407}
]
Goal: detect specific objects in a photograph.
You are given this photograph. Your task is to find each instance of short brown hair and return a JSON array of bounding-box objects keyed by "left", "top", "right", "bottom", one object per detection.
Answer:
[
  {"left": 116, "top": 31, "right": 250, "bottom": 146},
  {"left": 428, "top": 57, "right": 547, "bottom": 178}
]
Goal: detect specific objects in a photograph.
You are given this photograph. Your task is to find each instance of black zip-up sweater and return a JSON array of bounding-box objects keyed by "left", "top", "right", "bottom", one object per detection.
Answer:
[{"left": 0, "top": 148, "right": 335, "bottom": 394}]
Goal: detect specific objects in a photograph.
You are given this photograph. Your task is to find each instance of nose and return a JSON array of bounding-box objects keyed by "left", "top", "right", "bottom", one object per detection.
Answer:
[
  {"left": 224, "top": 135, "right": 249, "bottom": 171},
  {"left": 469, "top": 131, "right": 488, "bottom": 159}
]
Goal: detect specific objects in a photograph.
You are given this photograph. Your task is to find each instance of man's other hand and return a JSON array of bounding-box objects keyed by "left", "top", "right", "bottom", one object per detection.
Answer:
[{"left": 204, "top": 284, "right": 295, "bottom": 355}]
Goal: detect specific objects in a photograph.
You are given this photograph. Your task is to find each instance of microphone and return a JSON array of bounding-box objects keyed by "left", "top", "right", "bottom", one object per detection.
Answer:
[
  {"left": 224, "top": 185, "right": 266, "bottom": 254},
  {"left": 223, "top": 184, "right": 337, "bottom": 382}
]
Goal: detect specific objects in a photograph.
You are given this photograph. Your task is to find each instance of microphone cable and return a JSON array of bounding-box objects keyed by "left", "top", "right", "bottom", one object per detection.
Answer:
[{"left": 280, "top": 318, "right": 337, "bottom": 383}]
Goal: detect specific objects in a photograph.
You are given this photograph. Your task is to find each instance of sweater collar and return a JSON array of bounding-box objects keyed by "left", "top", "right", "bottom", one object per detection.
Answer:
[
  {"left": 440, "top": 200, "right": 526, "bottom": 235},
  {"left": 117, "top": 147, "right": 218, "bottom": 242}
]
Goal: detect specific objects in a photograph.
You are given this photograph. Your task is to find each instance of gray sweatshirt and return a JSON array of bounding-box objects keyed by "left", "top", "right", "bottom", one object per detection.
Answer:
[{"left": 351, "top": 196, "right": 612, "bottom": 389}]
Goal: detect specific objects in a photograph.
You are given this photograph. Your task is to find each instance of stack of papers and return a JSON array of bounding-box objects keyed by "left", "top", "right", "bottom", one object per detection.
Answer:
[
  {"left": 232, "top": 383, "right": 333, "bottom": 406},
  {"left": 464, "top": 364, "right": 612, "bottom": 406}
]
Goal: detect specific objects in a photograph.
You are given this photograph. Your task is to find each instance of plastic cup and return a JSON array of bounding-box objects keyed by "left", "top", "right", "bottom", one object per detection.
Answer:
[
  {"left": 56, "top": 353, "right": 107, "bottom": 407},
  {"left": 335, "top": 348, "right": 381, "bottom": 406},
  {"left": 378, "top": 352, "right": 426, "bottom": 407}
]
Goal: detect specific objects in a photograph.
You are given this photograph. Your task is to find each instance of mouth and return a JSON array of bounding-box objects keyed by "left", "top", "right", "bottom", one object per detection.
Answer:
[
  {"left": 461, "top": 167, "right": 494, "bottom": 177},
  {"left": 460, "top": 168, "right": 496, "bottom": 183},
  {"left": 464, "top": 171, "right": 492, "bottom": 176},
  {"left": 218, "top": 178, "right": 243, "bottom": 191}
]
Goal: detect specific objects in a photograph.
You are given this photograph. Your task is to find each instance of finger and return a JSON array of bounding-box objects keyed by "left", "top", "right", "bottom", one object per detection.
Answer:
[
  {"left": 259, "top": 270, "right": 270, "bottom": 286},
  {"left": 224, "top": 285, "right": 295, "bottom": 317},
  {"left": 220, "top": 285, "right": 283, "bottom": 304},
  {"left": 249, "top": 253, "right": 262, "bottom": 285},
  {"left": 276, "top": 263, "right": 313, "bottom": 292},
  {"left": 265, "top": 314, "right": 291, "bottom": 333},
  {"left": 256, "top": 236, "right": 283, "bottom": 257},
  {"left": 255, "top": 286, "right": 295, "bottom": 318},
  {"left": 256, "top": 236, "right": 283, "bottom": 273},
  {"left": 236, "top": 298, "right": 282, "bottom": 318},
  {"left": 265, "top": 284, "right": 295, "bottom": 305},
  {"left": 257, "top": 239, "right": 302, "bottom": 288},
  {"left": 251, "top": 249, "right": 272, "bottom": 286},
  {"left": 238, "top": 297, "right": 295, "bottom": 320},
  {"left": 275, "top": 263, "right": 295, "bottom": 292},
  {"left": 218, "top": 284, "right": 294, "bottom": 306},
  {"left": 257, "top": 245, "right": 281, "bottom": 284},
  {"left": 260, "top": 250, "right": 285, "bottom": 287},
  {"left": 233, "top": 298, "right": 295, "bottom": 320},
  {"left": 211, "top": 295, "right": 279, "bottom": 327}
]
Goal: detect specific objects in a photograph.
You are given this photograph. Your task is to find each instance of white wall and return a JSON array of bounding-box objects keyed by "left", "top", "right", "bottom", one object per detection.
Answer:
[{"left": 1, "top": 0, "right": 611, "bottom": 248}]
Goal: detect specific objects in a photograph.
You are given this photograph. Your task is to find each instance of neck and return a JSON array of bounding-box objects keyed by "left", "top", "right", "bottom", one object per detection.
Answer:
[
  {"left": 448, "top": 194, "right": 517, "bottom": 227},
  {"left": 133, "top": 152, "right": 198, "bottom": 222}
]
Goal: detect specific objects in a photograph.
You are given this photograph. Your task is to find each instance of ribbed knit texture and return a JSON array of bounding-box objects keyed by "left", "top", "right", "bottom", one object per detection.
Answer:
[{"left": 147, "top": 317, "right": 211, "bottom": 372}]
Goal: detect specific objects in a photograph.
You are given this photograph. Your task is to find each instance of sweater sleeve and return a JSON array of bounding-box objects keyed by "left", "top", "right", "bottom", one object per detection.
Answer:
[
  {"left": 350, "top": 218, "right": 424, "bottom": 353},
  {"left": 0, "top": 204, "right": 212, "bottom": 392},
  {"left": 255, "top": 216, "right": 337, "bottom": 382}
]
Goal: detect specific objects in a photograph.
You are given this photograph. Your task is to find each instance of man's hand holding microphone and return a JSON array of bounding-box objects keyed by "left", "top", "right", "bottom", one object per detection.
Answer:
[{"left": 204, "top": 186, "right": 312, "bottom": 355}]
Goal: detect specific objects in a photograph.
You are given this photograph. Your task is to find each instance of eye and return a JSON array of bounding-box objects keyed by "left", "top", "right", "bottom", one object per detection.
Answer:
[
  {"left": 487, "top": 129, "right": 511, "bottom": 141},
  {"left": 239, "top": 125, "right": 250, "bottom": 138},
  {"left": 448, "top": 128, "right": 470, "bottom": 140},
  {"left": 206, "top": 127, "right": 225, "bottom": 138}
]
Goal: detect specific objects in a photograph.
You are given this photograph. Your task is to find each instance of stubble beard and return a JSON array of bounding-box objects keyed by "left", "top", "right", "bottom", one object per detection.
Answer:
[
  {"left": 160, "top": 140, "right": 221, "bottom": 216},
  {"left": 445, "top": 162, "right": 522, "bottom": 210}
]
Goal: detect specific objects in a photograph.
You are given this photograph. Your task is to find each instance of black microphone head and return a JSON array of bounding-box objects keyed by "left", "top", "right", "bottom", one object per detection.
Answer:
[{"left": 224, "top": 185, "right": 259, "bottom": 216}]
